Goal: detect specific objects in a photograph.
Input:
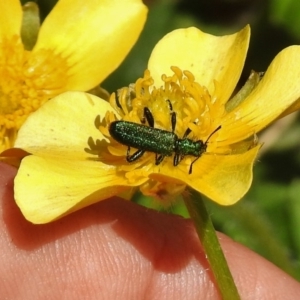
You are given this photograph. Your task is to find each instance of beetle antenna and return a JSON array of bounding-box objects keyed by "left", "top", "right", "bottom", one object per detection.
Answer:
[
  {"left": 204, "top": 125, "right": 221, "bottom": 145},
  {"left": 189, "top": 125, "right": 222, "bottom": 174}
]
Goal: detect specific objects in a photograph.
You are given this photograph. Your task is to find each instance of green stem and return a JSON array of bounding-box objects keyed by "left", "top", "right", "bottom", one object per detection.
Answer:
[{"left": 183, "top": 189, "right": 240, "bottom": 300}]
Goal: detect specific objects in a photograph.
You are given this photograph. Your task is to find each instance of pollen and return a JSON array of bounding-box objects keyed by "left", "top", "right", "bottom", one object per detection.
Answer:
[{"left": 0, "top": 35, "right": 70, "bottom": 151}]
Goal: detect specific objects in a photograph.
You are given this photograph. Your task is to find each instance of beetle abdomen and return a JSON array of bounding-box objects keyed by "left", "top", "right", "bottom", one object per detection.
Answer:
[{"left": 109, "top": 121, "right": 175, "bottom": 156}]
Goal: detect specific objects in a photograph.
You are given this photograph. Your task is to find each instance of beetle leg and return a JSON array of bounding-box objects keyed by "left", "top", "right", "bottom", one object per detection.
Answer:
[
  {"left": 171, "top": 112, "right": 176, "bottom": 133},
  {"left": 182, "top": 127, "right": 192, "bottom": 139},
  {"left": 189, "top": 156, "right": 200, "bottom": 174},
  {"left": 166, "top": 99, "right": 173, "bottom": 111},
  {"left": 166, "top": 99, "right": 176, "bottom": 133},
  {"left": 155, "top": 154, "right": 165, "bottom": 165},
  {"left": 143, "top": 107, "right": 154, "bottom": 127},
  {"left": 173, "top": 153, "right": 183, "bottom": 166},
  {"left": 126, "top": 147, "right": 146, "bottom": 162}
]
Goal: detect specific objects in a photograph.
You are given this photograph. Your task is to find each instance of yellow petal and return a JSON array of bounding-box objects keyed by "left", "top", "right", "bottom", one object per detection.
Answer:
[
  {"left": 189, "top": 146, "right": 260, "bottom": 204},
  {"left": 15, "top": 91, "right": 115, "bottom": 158},
  {"left": 154, "top": 145, "right": 260, "bottom": 205},
  {"left": 32, "top": 0, "right": 148, "bottom": 91},
  {"left": 14, "top": 156, "right": 132, "bottom": 224},
  {"left": 279, "top": 98, "right": 300, "bottom": 118},
  {"left": 219, "top": 46, "right": 300, "bottom": 145},
  {"left": 148, "top": 26, "right": 250, "bottom": 103},
  {"left": 0, "top": 0, "right": 22, "bottom": 39}
]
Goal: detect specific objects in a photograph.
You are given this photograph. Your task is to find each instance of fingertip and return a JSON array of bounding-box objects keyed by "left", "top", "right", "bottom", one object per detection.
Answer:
[{"left": 219, "top": 233, "right": 300, "bottom": 299}]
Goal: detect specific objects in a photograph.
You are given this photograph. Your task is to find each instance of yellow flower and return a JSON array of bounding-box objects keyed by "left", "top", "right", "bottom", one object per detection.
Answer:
[
  {"left": 0, "top": 0, "right": 147, "bottom": 151},
  {"left": 11, "top": 26, "right": 300, "bottom": 224}
]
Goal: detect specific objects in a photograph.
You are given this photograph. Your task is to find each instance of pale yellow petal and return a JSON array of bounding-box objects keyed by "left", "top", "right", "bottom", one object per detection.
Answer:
[
  {"left": 0, "top": 0, "right": 22, "bottom": 38},
  {"left": 154, "top": 145, "right": 260, "bottom": 205},
  {"left": 279, "top": 98, "right": 300, "bottom": 118},
  {"left": 219, "top": 46, "right": 300, "bottom": 145},
  {"left": 148, "top": 26, "right": 250, "bottom": 103},
  {"left": 14, "top": 156, "right": 137, "bottom": 224},
  {"left": 189, "top": 146, "right": 260, "bottom": 204},
  {"left": 14, "top": 91, "right": 116, "bottom": 158},
  {"left": 33, "top": 0, "right": 147, "bottom": 91}
]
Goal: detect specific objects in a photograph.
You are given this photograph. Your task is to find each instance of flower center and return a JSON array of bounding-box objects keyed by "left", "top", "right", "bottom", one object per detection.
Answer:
[
  {"left": 0, "top": 35, "right": 69, "bottom": 151},
  {"left": 100, "top": 67, "right": 222, "bottom": 172}
]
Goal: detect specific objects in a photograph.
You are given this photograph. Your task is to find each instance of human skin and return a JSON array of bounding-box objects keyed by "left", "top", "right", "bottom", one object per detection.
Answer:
[{"left": 0, "top": 162, "right": 299, "bottom": 299}]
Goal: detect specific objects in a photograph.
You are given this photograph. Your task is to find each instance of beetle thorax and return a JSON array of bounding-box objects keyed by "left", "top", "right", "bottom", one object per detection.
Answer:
[{"left": 175, "top": 138, "right": 205, "bottom": 157}]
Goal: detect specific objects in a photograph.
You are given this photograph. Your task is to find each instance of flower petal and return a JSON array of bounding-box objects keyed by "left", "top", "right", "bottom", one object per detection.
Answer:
[
  {"left": 219, "top": 46, "right": 300, "bottom": 145},
  {"left": 32, "top": 0, "right": 147, "bottom": 90},
  {"left": 14, "top": 156, "right": 133, "bottom": 224},
  {"left": 153, "top": 145, "right": 260, "bottom": 205},
  {"left": 148, "top": 26, "right": 250, "bottom": 103},
  {"left": 279, "top": 98, "right": 300, "bottom": 118},
  {"left": 0, "top": 0, "right": 22, "bottom": 39},
  {"left": 188, "top": 146, "right": 260, "bottom": 204},
  {"left": 14, "top": 91, "right": 114, "bottom": 158}
]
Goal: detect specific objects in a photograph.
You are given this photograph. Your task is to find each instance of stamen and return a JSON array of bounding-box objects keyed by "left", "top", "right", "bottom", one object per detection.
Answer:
[
  {"left": 98, "top": 67, "right": 221, "bottom": 171},
  {"left": 0, "top": 35, "right": 70, "bottom": 150}
]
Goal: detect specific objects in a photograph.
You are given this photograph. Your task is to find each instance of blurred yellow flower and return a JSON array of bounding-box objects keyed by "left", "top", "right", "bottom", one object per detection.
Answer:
[
  {"left": 11, "top": 26, "right": 300, "bottom": 224},
  {"left": 0, "top": 0, "right": 147, "bottom": 151}
]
